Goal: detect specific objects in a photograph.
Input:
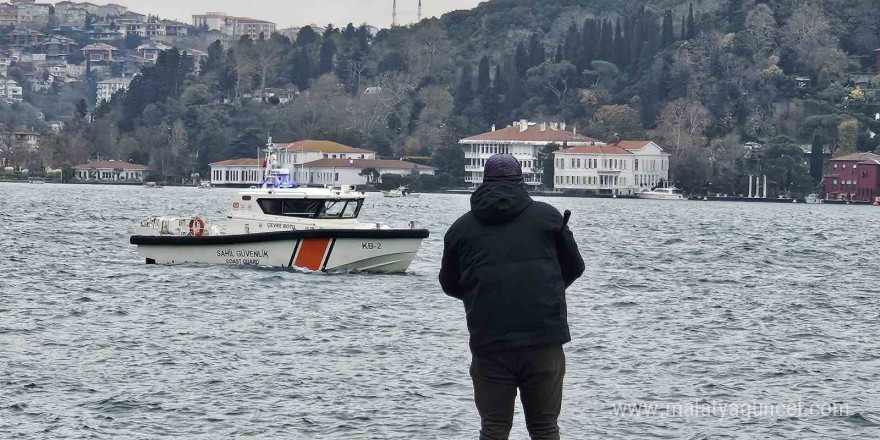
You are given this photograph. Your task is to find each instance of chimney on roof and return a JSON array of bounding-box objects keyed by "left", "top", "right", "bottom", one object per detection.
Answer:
[
  {"left": 550, "top": 122, "right": 558, "bottom": 131},
  {"left": 573, "top": 125, "right": 578, "bottom": 135},
  {"left": 540, "top": 122, "right": 546, "bottom": 131},
  {"left": 561, "top": 122, "right": 566, "bottom": 131},
  {"left": 491, "top": 124, "right": 495, "bottom": 132},
  {"left": 519, "top": 119, "right": 528, "bottom": 132}
]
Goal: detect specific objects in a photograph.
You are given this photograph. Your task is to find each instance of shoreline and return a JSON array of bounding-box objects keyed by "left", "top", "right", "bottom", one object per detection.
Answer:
[{"left": 4, "top": 180, "right": 876, "bottom": 206}]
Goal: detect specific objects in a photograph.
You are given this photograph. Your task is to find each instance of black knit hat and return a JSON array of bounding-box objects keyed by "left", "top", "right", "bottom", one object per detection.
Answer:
[{"left": 483, "top": 154, "right": 523, "bottom": 183}]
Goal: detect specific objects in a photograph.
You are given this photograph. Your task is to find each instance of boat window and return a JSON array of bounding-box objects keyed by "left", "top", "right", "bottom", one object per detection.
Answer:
[
  {"left": 258, "top": 198, "right": 363, "bottom": 219},
  {"left": 318, "top": 199, "right": 363, "bottom": 219},
  {"left": 283, "top": 200, "right": 323, "bottom": 216},
  {"left": 257, "top": 199, "right": 323, "bottom": 218},
  {"left": 322, "top": 200, "right": 346, "bottom": 218}
]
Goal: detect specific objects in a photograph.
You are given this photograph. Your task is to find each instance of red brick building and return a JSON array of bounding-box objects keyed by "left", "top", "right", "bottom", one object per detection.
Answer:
[{"left": 823, "top": 152, "right": 880, "bottom": 202}]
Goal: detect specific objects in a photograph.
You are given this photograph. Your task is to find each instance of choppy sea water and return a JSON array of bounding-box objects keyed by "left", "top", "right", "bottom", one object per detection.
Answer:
[{"left": 1, "top": 182, "right": 879, "bottom": 439}]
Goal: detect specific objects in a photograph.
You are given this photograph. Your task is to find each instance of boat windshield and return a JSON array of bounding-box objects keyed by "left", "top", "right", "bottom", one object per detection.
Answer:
[{"left": 257, "top": 198, "right": 363, "bottom": 219}]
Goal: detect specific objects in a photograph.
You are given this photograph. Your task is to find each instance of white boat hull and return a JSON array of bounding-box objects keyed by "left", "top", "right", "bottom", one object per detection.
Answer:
[
  {"left": 636, "top": 193, "right": 688, "bottom": 201},
  {"left": 131, "top": 229, "right": 428, "bottom": 273}
]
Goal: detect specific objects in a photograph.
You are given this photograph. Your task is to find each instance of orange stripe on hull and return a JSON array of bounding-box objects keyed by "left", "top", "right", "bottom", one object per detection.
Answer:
[{"left": 294, "top": 238, "right": 331, "bottom": 271}]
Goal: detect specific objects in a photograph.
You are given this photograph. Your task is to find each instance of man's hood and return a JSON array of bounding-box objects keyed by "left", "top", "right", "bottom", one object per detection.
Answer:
[{"left": 470, "top": 181, "right": 533, "bottom": 225}]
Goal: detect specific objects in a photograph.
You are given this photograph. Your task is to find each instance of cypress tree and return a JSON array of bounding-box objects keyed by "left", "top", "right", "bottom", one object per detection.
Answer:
[
  {"left": 454, "top": 64, "right": 474, "bottom": 114},
  {"left": 600, "top": 19, "right": 613, "bottom": 60},
  {"left": 662, "top": 10, "right": 674, "bottom": 47},
  {"left": 728, "top": 0, "right": 745, "bottom": 31},
  {"left": 554, "top": 44, "right": 563, "bottom": 63},
  {"left": 687, "top": 4, "right": 696, "bottom": 39},
  {"left": 528, "top": 34, "right": 545, "bottom": 68},
  {"left": 514, "top": 41, "right": 528, "bottom": 77},
  {"left": 481, "top": 64, "right": 499, "bottom": 126},
  {"left": 295, "top": 46, "right": 312, "bottom": 90},
  {"left": 681, "top": 16, "right": 686, "bottom": 40},
  {"left": 581, "top": 18, "right": 595, "bottom": 69},
  {"left": 629, "top": 13, "right": 642, "bottom": 68},
  {"left": 477, "top": 56, "right": 491, "bottom": 93},
  {"left": 614, "top": 17, "right": 624, "bottom": 65},
  {"left": 319, "top": 35, "right": 336, "bottom": 74},
  {"left": 564, "top": 24, "right": 579, "bottom": 63},
  {"left": 810, "top": 134, "right": 825, "bottom": 182},
  {"left": 492, "top": 65, "right": 505, "bottom": 98}
]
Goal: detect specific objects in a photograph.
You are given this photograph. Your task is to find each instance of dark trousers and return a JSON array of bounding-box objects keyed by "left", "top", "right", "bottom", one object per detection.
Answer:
[{"left": 470, "top": 344, "right": 566, "bottom": 440}]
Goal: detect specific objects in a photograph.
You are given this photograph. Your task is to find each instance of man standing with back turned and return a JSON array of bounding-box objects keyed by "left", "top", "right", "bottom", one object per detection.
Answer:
[{"left": 440, "top": 154, "right": 585, "bottom": 439}]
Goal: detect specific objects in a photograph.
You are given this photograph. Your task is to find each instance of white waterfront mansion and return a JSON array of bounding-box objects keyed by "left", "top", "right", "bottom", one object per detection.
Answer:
[
  {"left": 459, "top": 120, "right": 603, "bottom": 188},
  {"left": 210, "top": 140, "right": 434, "bottom": 186},
  {"left": 553, "top": 140, "right": 670, "bottom": 195}
]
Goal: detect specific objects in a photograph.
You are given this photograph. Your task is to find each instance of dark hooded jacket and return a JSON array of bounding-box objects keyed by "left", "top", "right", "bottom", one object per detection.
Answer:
[{"left": 439, "top": 181, "right": 585, "bottom": 353}]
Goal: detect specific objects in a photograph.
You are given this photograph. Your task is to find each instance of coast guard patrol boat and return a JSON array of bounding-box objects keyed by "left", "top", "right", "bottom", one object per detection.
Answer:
[{"left": 130, "top": 141, "right": 429, "bottom": 273}]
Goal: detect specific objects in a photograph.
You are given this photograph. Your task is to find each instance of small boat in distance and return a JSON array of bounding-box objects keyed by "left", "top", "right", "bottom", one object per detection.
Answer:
[
  {"left": 143, "top": 182, "right": 163, "bottom": 188},
  {"left": 130, "top": 141, "right": 429, "bottom": 273},
  {"left": 383, "top": 186, "right": 414, "bottom": 198},
  {"left": 198, "top": 181, "right": 213, "bottom": 189},
  {"left": 637, "top": 186, "right": 687, "bottom": 201},
  {"left": 804, "top": 194, "right": 823, "bottom": 204}
]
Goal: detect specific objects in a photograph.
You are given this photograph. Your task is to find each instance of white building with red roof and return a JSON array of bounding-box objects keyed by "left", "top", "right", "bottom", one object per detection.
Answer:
[
  {"left": 553, "top": 140, "right": 670, "bottom": 194},
  {"left": 299, "top": 158, "right": 435, "bottom": 186},
  {"left": 459, "top": 120, "right": 603, "bottom": 188},
  {"left": 209, "top": 140, "right": 433, "bottom": 187},
  {"left": 209, "top": 158, "right": 263, "bottom": 185},
  {"left": 73, "top": 160, "right": 149, "bottom": 181}
]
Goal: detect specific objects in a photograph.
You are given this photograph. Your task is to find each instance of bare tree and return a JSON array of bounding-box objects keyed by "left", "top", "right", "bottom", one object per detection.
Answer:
[
  {"left": 745, "top": 3, "right": 778, "bottom": 57},
  {"left": 781, "top": 2, "right": 846, "bottom": 78},
  {"left": 252, "top": 36, "right": 285, "bottom": 100},
  {"left": 346, "top": 92, "right": 388, "bottom": 145},
  {"left": 657, "top": 98, "right": 710, "bottom": 165},
  {"left": 405, "top": 22, "right": 451, "bottom": 80}
]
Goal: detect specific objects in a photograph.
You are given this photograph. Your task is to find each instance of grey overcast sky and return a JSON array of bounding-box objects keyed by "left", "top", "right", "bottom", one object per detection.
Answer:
[{"left": 111, "top": 0, "right": 485, "bottom": 29}]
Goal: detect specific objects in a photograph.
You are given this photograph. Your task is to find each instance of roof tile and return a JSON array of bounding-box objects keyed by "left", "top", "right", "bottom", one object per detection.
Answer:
[{"left": 461, "top": 124, "right": 602, "bottom": 144}]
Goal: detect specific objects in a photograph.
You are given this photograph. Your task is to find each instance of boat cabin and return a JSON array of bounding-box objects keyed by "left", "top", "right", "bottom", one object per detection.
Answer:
[
  {"left": 226, "top": 186, "right": 369, "bottom": 234},
  {"left": 255, "top": 196, "right": 363, "bottom": 219}
]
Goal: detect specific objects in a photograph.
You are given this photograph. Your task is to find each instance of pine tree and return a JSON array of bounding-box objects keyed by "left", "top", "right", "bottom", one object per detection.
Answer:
[{"left": 477, "top": 56, "right": 491, "bottom": 93}]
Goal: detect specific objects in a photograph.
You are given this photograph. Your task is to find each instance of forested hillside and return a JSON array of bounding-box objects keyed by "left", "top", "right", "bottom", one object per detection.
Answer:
[{"left": 40, "top": 0, "right": 880, "bottom": 194}]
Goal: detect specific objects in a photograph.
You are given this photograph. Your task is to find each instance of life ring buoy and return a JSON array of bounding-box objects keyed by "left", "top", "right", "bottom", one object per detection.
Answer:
[{"left": 188, "top": 217, "right": 206, "bottom": 237}]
